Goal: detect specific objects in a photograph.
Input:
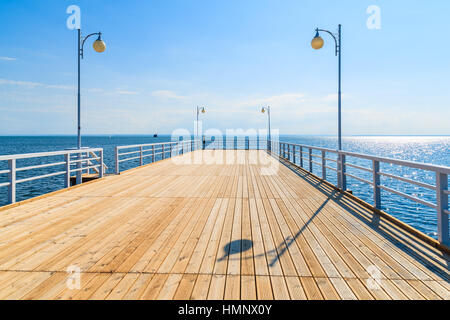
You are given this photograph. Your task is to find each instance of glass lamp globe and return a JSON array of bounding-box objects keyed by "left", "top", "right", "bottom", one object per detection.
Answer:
[
  {"left": 311, "top": 36, "right": 324, "bottom": 50},
  {"left": 93, "top": 38, "right": 106, "bottom": 53}
]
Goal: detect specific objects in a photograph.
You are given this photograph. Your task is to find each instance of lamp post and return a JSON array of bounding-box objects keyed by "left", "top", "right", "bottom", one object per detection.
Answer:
[
  {"left": 311, "top": 24, "right": 342, "bottom": 151},
  {"left": 76, "top": 28, "right": 106, "bottom": 183},
  {"left": 196, "top": 106, "right": 206, "bottom": 138},
  {"left": 261, "top": 106, "right": 271, "bottom": 152}
]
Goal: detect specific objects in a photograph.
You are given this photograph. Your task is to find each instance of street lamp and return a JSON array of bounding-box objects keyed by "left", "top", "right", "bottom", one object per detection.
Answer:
[
  {"left": 76, "top": 28, "right": 106, "bottom": 183},
  {"left": 311, "top": 25, "right": 342, "bottom": 151},
  {"left": 77, "top": 29, "right": 106, "bottom": 150},
  {"left": 261, "top": 106, "right": 271, "bottom": 152},
  {"left": 196, "top": 106, "right": 206, "bottom": 139}
]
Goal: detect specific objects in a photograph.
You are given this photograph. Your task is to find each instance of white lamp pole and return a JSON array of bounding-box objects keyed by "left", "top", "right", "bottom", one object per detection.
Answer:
[
  {"left": 75, "top": 28, "right": 106, "bottom": 184},
  {"left": 261, "top": 106, "right": 271, "bottom": 151}
]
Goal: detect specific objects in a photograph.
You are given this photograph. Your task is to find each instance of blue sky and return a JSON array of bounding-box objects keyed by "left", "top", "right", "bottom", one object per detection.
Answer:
[{"left": 0, "top": 0, "right": 449, "bottom": 135}]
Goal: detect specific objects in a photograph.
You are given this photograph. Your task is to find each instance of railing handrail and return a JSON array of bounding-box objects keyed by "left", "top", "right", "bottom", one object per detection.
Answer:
[
  {"left": 0, "top": 147, "right": 103, "bottom": 161},
  {"left": 273, "top": 140, "right": 449, "bottom": 246},
  {"left": 272, "top": 141, "right": 450, "bottom": 174},
  {"left": 116, "top": 140, "right": 198, "bottom": 151}
]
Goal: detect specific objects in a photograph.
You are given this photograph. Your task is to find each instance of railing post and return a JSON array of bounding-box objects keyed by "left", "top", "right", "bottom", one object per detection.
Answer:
[
  {"left": 322, "top": 150, "right": 326, "bottom": 180},
  {"left": 293, "top": 145, "right": 296, "bottom": 164},
  {"left": 8, "top": 159, "right": 16, "bottom": 204},
  {"left": 140, "top": 146, "right": 143, "bottom": 166},
  {"left": 372, "top": 160, "right": 381, "bottom": 209},
  {"left": 115, "top": 147, "right": 120, "bottom": 175},
  {"left": 86, "top": 152, "right": 90, "bottom": 175},
  {"left": 99, "top": 149, "right": 104, "bottom": 178},
  {"left": 287, "top": 144, "right": 290, "bottom": 161},
  {"left": 76, "top": 151, "right": 82, "bottom": 185},
  {"left": 436, "top": 172, "right": 449, "bottom": 245},
  {"left": 152, "top": 145, "right": 155, "bottom": 162},
  {"left": 300, "top": 146, "right": 303, "bottom": 168},
  {"left": 308, "top": 148, "right": 313, "bottom": 173},
  {"left": 64, "top": 153, "right": 71, "bottom": 188},
  {"left": 202, "top": 137, "right": 206, "bottom": 150},
  {"left": 338, "top": 153, "right": 347, "bottom": 191},
  {"left": 162, "top": 145, "right": 165, "bottom": 160}
]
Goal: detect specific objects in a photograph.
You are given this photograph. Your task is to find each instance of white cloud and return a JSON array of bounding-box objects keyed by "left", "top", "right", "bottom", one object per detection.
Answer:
[
  {"left": 151, "top": 90, "right": 186, "bottom": 100},
  {"left": 0, "top": 78, "right": 74, "bottom": 90},
  {"left": 239, "top": 93, "right": 305, "bottom": 107},
  {"left": 0, "top": 56, "right": 17, "bottom": 61},
  {"left": 115, "top": 90, "right": 139, "bottom": 95}
]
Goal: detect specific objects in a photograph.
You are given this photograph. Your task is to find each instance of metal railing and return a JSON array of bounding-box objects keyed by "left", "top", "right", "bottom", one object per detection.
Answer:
[
  {"left": 203, "top": 137, "right": 267, "bottom": 150},
  {"left": 115, "top": 140, "right": 200, "bottom": 174},
  {"left": 271, "top": 140, "right": 450, "bottom": 246},
  {"left": 0, "top": 148, "right": 104, "bottom": 205}
]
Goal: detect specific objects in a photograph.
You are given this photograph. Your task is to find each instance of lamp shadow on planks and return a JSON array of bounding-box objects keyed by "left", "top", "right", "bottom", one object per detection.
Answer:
[
  {"left": 216, "top": 197, "right": 329, "bottom": 267},
  {"left": 217, "top": 239, "right": 253, "bottom": 262}
]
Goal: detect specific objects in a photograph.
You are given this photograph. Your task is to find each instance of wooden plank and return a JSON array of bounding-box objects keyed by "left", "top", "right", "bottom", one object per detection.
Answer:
[
  {"left": 224, "top": 275, "right": 240, "bottom": 300},
  {"left": 122, "top": 274, "right": 154, "bottom": 300},
  {"left": 240, "top": 275, "right": 257, "bottom": 300},
  {"left": 284, "top": 276, "right": 307, "bottom": 300},
  {"left": 157, "top": 274, "right": 183, "bottom": 300},
  {"left": 106, "top": 273, "right": 140, "bottom": 300},
  {"left": 89, "top": 273, "right": 125, "bottom": 300},
  {"left": 255, "top": 275, "right": 273, "bottom": 300},
  {"left": 300, "top": 277, "right": 323, "bottom": 300},
  {"left": 140, "top": 274, "right": 169, "bottom": 300},
  {"left": 173, "top": 274, "right": 197, "bottom": 300},
  {"left": 315, "top": 277, "right": 340, "bottom": 300},
  {"left": 191, "top": 274, "right": 212, "bottom": 300}
]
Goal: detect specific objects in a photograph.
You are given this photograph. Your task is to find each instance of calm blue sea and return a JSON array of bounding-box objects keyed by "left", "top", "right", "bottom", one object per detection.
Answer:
[{"left": 0, "top": 135, "right": 449, "bottom": 240}]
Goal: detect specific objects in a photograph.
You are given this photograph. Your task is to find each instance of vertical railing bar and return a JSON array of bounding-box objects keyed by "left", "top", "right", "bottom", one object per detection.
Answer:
[
  {"left": 436, "top": 172, "right": 449, "bottom": 245},
  {"left": 339, "top": 153, "right": 347, "bottom": 191},
  {"left": 99, "top": 150, "right": 104, "bottom": 179},
  {"left": 139, "top": 146, "right": 143, "bottom": 166},
  {"left": 152, "top": 145, "right": 155, "bottom": 162},
  {"left": 8, "top": 159, "right": 16, "bottom": 204},
  {"left": 309, "top": 148, "right": 313, "bottom": 173},
  {"left": 293, "top": 145, "right": 296, "bottom": 164},
  {"left": 373, "top": 160, "right": 381, "bottom": 209},
  {"left": 299, "top": 146, "right": 303, "bottom": 168},
  {"left": 115, "top": 147, "right": 119, "bottom": 175},
  {"left": 64, "top": 154, "right": 71, "bottom": 188},
  {"left": 322, "top": 150, "right": 326, "bottom": 180}
]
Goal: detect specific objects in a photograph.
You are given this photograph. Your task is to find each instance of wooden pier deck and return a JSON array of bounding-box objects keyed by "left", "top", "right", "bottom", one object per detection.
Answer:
[{"left": 0, "top": 150, "right": 448, "bottom": 300}]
